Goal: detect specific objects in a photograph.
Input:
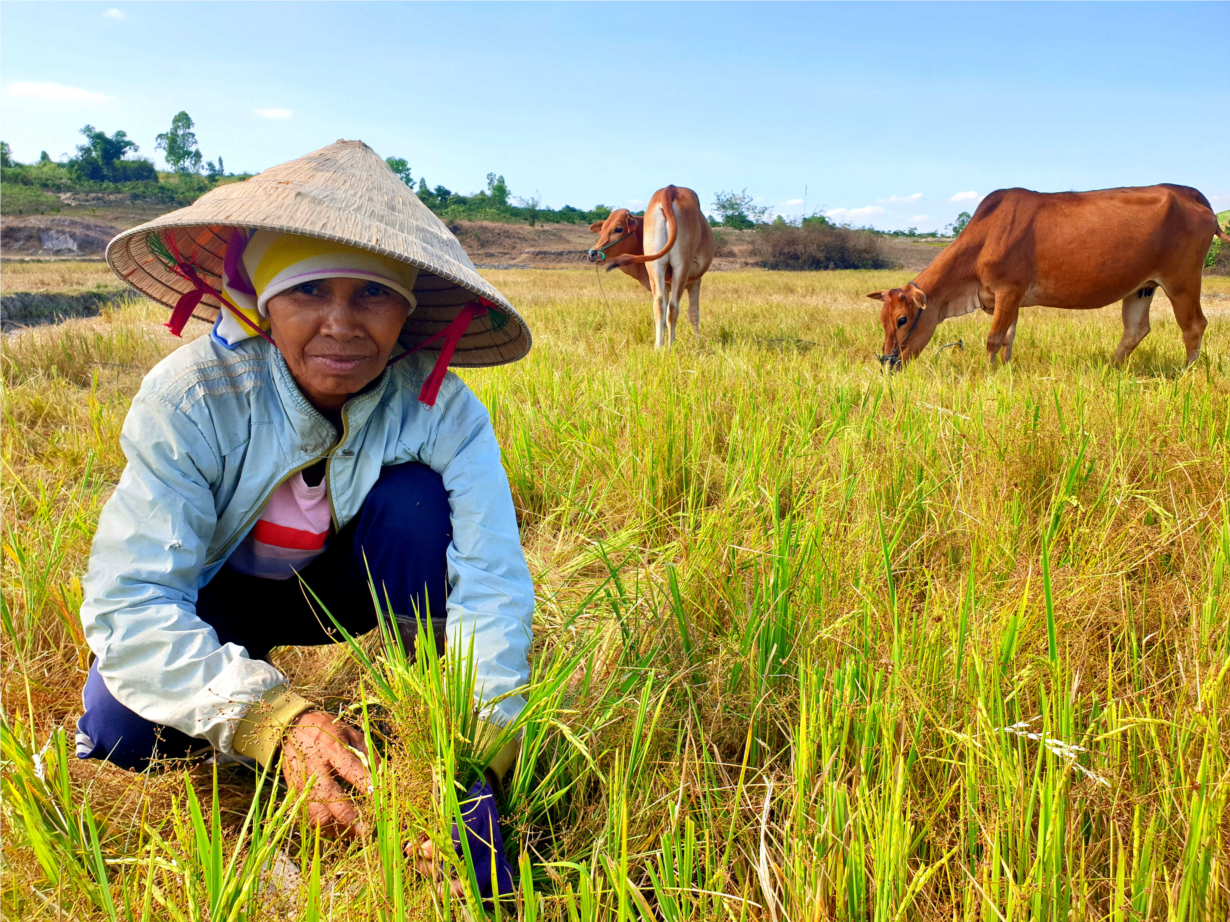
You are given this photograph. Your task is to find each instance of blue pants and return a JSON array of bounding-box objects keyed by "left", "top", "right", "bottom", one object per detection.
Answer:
[{"left": 77, "top": 462, "right": 452, "bottom": 771}]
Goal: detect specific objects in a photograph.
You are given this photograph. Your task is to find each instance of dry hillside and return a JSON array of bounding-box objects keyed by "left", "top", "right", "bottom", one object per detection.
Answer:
[{"left": 2, "top": 207, "right": 949, "bottom": 273}]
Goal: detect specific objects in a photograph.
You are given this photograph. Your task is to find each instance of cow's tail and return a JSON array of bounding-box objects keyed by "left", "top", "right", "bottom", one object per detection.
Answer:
[
  {"left": 607, "top": 186, "right": 679, "bottom": 269},
  {"left": 1189, "top": 187, "right": 1230, "bottom": 242}
]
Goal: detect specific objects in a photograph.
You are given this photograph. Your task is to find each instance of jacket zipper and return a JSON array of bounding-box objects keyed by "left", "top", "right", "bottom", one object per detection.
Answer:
[
  {"left": 206, "top": 398, "right": 358, "bottom": 567},
  {"left": 203, "top": 455, "right": 330, "bottom": 567},
  {"left": 325, "top": 402, "right": 351, "bottom": 532}
]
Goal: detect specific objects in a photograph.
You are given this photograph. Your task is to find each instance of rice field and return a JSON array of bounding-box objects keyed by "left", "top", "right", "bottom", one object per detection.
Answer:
[{"left": 2, "top": 266, "right": 1228, "bottom": 920}]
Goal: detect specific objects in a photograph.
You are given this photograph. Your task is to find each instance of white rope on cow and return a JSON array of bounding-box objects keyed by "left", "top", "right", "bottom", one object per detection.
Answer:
[{"left": 594, "top": 265, "right": 617, "bottom": 325}]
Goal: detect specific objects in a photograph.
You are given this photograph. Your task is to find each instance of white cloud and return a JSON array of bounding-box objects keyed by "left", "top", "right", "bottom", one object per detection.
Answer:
[
  {"left": 255, "top": 108, "right": 292, "bottom": 119},
  {"left": 779, "top": 198, "right": 803, "bottom": 206},
  {"left": 949, "top": 190, "right": 979, "bottom": 202},
  {"left": 911, "top": 215, "right": 930, "bottom": 222},
  {"left": 103, "top": 8, "right": 125, "bottom": 18},
  {"left": 825, "top": 205, "right": 885, "bottom": 221},
  {"left": 877, "top": 192, "right": 923, "bottom": 204},
  {"left": 8, "top": 81, "right": 110, "bottom": 103}
]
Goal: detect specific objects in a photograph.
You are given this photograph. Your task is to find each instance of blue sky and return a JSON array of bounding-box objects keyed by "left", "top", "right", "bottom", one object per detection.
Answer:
[{"left": 2, "top": 2, "right": 1226, "bottom": 232}]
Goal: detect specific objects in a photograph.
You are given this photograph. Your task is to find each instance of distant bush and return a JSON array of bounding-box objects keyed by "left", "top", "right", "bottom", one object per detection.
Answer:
[
  {"left": 1, "top": 160, "right": 80, "bottom": 191},
  {"left": 1, "top": 149, "right": 248, "bottom": 213},
  {"left": 876, "top": 225, "right": 950, "bottom": 240},
  {"left": 711, "top": 229, "right": 738, "bottom": 258},
  {"left": 79, "top": 159, "right": 158, "bottom": 183},
  {"left": 413, "top": 176, "right": 612, "bottom": 226},
  {"left": 752, "top": 222, "right": 891, "bottom": 271}
]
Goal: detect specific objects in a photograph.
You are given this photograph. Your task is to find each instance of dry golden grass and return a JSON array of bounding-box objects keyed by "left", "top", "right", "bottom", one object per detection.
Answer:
[{"left": 1, "top": 259, "right": 122, "bottom": 294}]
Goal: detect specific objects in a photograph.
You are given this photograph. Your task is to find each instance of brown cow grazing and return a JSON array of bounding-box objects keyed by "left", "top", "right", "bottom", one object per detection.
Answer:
[
  {"left": 868, "top": 184, "right": 1229, "bottom": 369},
  {"left": 588, "top": 185, "right": 715, "bottom": 347}
]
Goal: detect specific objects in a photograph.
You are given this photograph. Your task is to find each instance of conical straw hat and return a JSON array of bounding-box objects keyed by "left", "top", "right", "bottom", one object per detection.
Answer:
[{"left": 106, "top": 139, "right": 531, "bottom": 368}]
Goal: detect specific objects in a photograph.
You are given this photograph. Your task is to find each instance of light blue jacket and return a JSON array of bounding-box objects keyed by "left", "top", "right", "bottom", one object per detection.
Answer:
[{"left": 80, "top": 335, "right": 534, "bottom": 755}]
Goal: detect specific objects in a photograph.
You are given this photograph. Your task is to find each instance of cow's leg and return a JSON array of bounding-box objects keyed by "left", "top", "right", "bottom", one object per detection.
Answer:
[
  {"left": 1161, "top": 280, "right": 1207, "bottom": 366},
  {"left": 1002, "top": 320, "right": 1019, "bottom": 362},
  {"left": 648, "top": 263, "right": 669, "bottom": 348},
  {"left": 664, "top": 257, "right": 688, "bottom": 346},
  {"left": 1112, "top": 287, "right": 1154, "bottom": 364},
  {"left": 686, "top": 278, "right": 702, "bottom": 337},
  {"left": 986, "top": 290, "right": 1023, "bottom": 365},
  {"left": 666, "top": 278, "right": 681, "bottom": 346}
]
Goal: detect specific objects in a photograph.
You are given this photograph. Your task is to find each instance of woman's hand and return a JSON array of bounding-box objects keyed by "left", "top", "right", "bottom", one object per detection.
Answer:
[
  {"left": 281, "top": 710, "right": 372, "bottom": 837},
  {"left": 408, "top": 835, "right": 467, "bottom": 900}
]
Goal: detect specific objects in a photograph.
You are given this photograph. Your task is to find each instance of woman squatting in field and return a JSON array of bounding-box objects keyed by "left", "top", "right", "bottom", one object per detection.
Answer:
[{"left": 74, "top": 141, "right": 534, "bottom": 898}]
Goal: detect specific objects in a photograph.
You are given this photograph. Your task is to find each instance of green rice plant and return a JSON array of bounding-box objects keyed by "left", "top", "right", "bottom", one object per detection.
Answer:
[
  {"left": 0, "top": 719, "right": 114, "bottom": 911},
  {"left": 151, "top": 762, "right": 308, "bottom": 922}
]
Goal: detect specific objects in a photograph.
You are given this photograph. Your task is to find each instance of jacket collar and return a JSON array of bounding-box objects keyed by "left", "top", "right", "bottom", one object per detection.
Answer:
[{"left": 267, "top": 344, "right": 394, "bottom": 452}]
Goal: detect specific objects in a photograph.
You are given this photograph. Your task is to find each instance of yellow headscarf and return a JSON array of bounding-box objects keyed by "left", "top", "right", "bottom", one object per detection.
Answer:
[{"left": 213, "top": 231, "right": 419, "bottom": 347}]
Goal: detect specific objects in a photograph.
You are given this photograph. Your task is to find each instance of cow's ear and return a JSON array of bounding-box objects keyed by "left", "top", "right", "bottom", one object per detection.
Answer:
[
  {"left": 625, "top": 215, "right": 638, "bottom": 231},
  {"left": 866, "top": 291, "right": 886, "bottom": 301},
  {"left": 589, "top": 221, "right": 605, "bottom": 233}
]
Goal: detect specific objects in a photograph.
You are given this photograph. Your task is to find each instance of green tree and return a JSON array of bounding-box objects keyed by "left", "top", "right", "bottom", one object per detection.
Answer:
[
  {"left": 946, "top": 211, "right": 971, "bottom": 237},
  {"left": 38, "top": 151, "right": 51, "bottom": 164},
  {"left": 76, "top": 125, "right": 138, "bottom": 166},
  {"left": 385, "top": 157, "right": 413, "bottom": 186},
  {"left": 485, "top": 172, "right": 509, "bottom": 207},
  {"left": 69, "top": 125, "right": 154, "bottom": 182},
  {"left": 155, "top": 111, "right": 203, "bottom": 173},
  {"left": 0, "top": 142, "right": 12, "bottom": 168},
  {"left": 711, "top": 189, "right": 769, "bottom": 229}
]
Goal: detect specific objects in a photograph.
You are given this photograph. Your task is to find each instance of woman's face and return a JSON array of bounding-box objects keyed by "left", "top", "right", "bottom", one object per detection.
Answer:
[{"left": 266, "top": 277, "right": 411, "bottom": 413}]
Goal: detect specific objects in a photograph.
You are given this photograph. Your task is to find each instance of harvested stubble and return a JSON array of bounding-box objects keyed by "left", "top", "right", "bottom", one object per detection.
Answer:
[
  {"left": 2, "top": 268, "right": 1228, "bottom": 920},
  {"left": 0, "top": 259, "right": 121, "bottom": 294}
]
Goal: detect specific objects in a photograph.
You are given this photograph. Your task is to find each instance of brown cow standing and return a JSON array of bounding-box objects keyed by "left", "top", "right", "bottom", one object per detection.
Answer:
[
  {"left": 588, "top": 185, "right": 714, "bottom": 347},
  {"left": 869, "top": 184, "right": 1229, "bottom": 368}
]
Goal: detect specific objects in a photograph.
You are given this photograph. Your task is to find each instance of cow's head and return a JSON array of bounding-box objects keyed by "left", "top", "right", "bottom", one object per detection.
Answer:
[
  {"left": 587, "top": 210, "right": 639, "bottom": 263},
  {"left": 867, "top": 283, "right": 927, "bottom": 369}
]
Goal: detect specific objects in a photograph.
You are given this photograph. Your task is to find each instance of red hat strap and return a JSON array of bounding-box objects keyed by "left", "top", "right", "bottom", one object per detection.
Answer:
[
  {"left": 388, "top": 299, "right": 493, "bottom": 407},
  {"left": 149, "top": 230, "right": 277, "bottom": 348}
]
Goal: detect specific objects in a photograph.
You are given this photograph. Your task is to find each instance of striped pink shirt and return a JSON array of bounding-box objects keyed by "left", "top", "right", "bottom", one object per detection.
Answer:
[{"left": 226, "top": 472, "right": 333, "bottom": 580}]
